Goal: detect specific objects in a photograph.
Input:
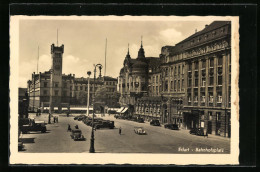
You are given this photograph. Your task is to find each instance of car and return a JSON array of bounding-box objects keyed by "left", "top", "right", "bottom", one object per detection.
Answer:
[
  {"left": 189, "top": 128, "right": 198, "bottom": 135},
  {"left": 95, "top": 120, "right": 115, "bottom": 129},
  {"left": 137, "top": 118, "right": 144, "bottom": 123},
  {"left": 196, "top": 128, "right": 207, "bottom": 136},
  {"left": 20, "top": 121, "right": 47, "bottom": 134},
  {"left": 70, "top": 129, "right": 85, "bottom": 141},
  {"left": 18, "top": 141, "right": 24, "bottom": 151},
  {"left": 134, "top": 127, "right": 147, "bottom": 135},
  {"left": 114, "top": 114, "right": 119, "bottom": 119},
  {"left": 150, "top": 120, "right": 160, "bottom": 126},
  {"left": 164, "top": 124, "right": 179, "bottom": 130}
]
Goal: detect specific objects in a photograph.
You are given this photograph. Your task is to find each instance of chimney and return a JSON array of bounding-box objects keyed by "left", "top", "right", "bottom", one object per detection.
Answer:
[{"left": 205, "top": 24, "right": 209, "bottom": 28}]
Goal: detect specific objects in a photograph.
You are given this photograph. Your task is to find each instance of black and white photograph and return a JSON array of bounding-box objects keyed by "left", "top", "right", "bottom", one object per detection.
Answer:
[{"left": 9, "top": 16, "right": 239, "bottom": 165}]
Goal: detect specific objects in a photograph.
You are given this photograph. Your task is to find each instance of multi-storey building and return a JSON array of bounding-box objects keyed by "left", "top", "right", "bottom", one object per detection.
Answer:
[
  {"left": 118, "top": 41, "right": 160, "bottom": 116},
  {"left": 118, "top": 21, "right": 231, "bottom": 137}
]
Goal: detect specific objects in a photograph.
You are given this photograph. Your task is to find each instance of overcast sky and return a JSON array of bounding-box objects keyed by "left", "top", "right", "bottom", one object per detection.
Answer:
[{"left": 18, "top": 18, "right": 212, "bottom": 88}]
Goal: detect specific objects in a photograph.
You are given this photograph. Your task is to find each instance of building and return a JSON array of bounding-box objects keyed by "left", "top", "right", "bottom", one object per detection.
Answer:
[
  {"left": 27, "top": 43, "right": 118, "bottom": 112},
  {"left": 118, "top": 40, "right": 161, "bottom": 116},
  {"left": 118, "top": 21, "right": 231, "bottom": 137}
]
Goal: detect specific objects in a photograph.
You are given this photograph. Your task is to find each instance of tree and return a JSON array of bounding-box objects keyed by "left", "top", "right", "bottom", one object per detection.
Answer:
[
  {"left": 95, "top": 86, "right": 120, "bottom": 108},
  {"left": 78, "top": 91, "right": 87, "bottom": 105}
]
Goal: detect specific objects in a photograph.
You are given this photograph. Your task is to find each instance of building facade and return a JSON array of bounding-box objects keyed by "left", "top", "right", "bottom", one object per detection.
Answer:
[
  {"left": 27, "top": 43, "right": 118, "bottom": 112},
  {"left": 118, "top": 21, "right": 231, "bottom": 137}
]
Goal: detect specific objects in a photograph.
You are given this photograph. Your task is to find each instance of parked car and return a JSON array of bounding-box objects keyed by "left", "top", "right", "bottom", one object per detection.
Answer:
[
  {"left": 74, "top": 115, "right": 85, "bottom": 120},
  {"left": 134, "top": 127, "right": 147, "bottom": 135},
  {"left": 150, "top": 120, "right": 160, "bottom": 126},
  {"left": 114, "top": 114, "right": 119, "bottom": 119},
  {"left": 189, "top": 128, "right": 198, "bottom": 135},
  {"left": 164, "top": 123, "right": 179, "bottom": 130},
  {"left": 196, "top": 128, "right": 207, "bottom": 136},
  {"left": 137, "top": 118, "right": 144, "bottom": 123},
  {"left": 94, "top": 120, "right": 115, "bottom": 129},
  {"left": 70, "top": 129, "right": 85, "bottom": 141},
  {"left": 20, "top": 121, "right": 47, "bottom": 134},
  {"left": 18, "top": 140, "right": 24, "bottom": 151}
]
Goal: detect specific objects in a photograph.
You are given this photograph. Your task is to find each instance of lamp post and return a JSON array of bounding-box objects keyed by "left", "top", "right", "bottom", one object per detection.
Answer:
[
  {"left": 89, "top": 64, "right": 102, "bottom": 153},
  {"left": 87, "top": 71, "right": 91, "bottom": 116}
]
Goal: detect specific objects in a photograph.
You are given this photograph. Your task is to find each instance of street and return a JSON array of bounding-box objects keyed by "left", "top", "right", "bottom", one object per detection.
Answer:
[{"left": 19, "top": 113, "right": 230, "bottom": 153}]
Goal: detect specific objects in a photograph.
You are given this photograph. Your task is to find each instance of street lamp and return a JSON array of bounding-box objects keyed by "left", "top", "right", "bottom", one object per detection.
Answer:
[
  {"left": 87, "top": 71, "right": 91, "bottom": 116},
  {"left": 89, "top": 63, "right": 102, "bottom": 153}
]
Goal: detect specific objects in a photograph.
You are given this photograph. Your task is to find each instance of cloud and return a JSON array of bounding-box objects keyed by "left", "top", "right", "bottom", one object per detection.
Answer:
[{"left": 159, "top": 28, "right": 183, "bottom": 45}]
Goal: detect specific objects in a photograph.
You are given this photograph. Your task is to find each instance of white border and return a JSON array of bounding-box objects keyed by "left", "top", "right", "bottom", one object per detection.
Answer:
[{"left": 10, "top": 16, "right": 239, "bottom": 165}]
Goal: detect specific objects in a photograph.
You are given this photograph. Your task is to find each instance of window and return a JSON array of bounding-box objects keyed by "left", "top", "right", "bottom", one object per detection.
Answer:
[
  {"left": 217, "top": 92, "right": 222, "bottom": 103},
  {"left": 178, "top": 80, "right": 180, "bottom": 91},
  {"left": 188, "top": 93, "right": 191, "bottom": 102},
  {"left": 194, "top": 91, "right": 198, "bottom": 102},
  {"left": 170, "top": 81, "right": 173, "bottom": 90},
  {"left": 165, "top": 68, "right": 168, "bottom": 76},
  {"left": 210, "top": 58, "right": 214, "bottom": 67},
  {"left": 63, "top": 91, "right": 67, "bottom": 96},
  {"left": 201, "top": 95, "right": 206, "bottom": 103},
  {"left": 182, "top": 64, "right": 185, "bottom": 74},
  {"left": 188, "top": 78, "right": 192, "bottom": 87},
  {"left": 202, "top": 60, "right": 206, "bottom": 68},
  {"left": 182, "top": 79, "right": 184, "bottom": 88},
  {"left": 44, "top": 82, "right": 48, "bottom": 87},
  {"left": 218, "top": 76, "right": 222, "bottom": 85},
  {"left": 216, "top": 112, "right": 221, "bottom": 121},
  {"left": 218, "top": 56, "right": 223, "bottom": 66},
  {"left": 194, "top": 61, "right": 198, "bottom": 70},
  {"left": 188, "top": 63, "right": 192, "bottom": 71},
  {"left": 209, "top": 112, "right": 212, "bottom": 120},
  {"left": 70, "top": 86, "right": 72, "bottom": 90},
  {"left": 75, "top": 86, "right": 78, "bottom": 91},
  {"left": 195, "top": 78, "right": 198, "bottom": 87},
  {"left": 43, "top": 90, "right": 47, "bottom": 95},
  {"left": 209, "top": 76, "right": 214, "bottom": 86},
  {"left": 55, "top": 83, "right": 58, "bottom": 88},
  {"left": 174, "top": 80, "right": 177, "bottom": 91},
  {"left": 201, "top": 77, "right": 206, "bottom": 87},
  {"left": 164, "top": 81, "right": 168, "bottom": 91},
  {"left": 156, "top": 76, "right": 158, "bottom": 83},
  {"left": 80, "top": 86, "right": 83, "bottom": 90},
  {"left": 178, "top": 66, "right": 180, "bottom": 75},
  {"left": 208, "top": 92, "right": 214, "bottom": 103},
  {"left": 64, "top": 82, "right": 67, "bottom": 88},
  {"left": 174, "top": 66, "right": 177, "bottom": 75},
  {"left": 55, "top": 90, "right": 59, "bottom": 96}
]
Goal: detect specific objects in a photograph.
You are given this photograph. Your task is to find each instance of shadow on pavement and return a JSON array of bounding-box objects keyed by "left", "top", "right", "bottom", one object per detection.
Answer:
[{"left": 19, "top": 138, "right": 35, "bottom": 144}]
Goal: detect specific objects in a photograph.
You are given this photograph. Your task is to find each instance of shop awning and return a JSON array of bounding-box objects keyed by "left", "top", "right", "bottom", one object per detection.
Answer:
[
  {"left": 121, "top": 108, "right": 128, "bottom": 113},
  {"left": 116, "top": 107, "right": 125, "bottom": 113}
]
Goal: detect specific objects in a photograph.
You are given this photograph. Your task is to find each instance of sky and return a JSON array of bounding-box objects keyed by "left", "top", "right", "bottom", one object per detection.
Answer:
[{"left": 18, "top": 17, "right": 212, "bottom": 88}]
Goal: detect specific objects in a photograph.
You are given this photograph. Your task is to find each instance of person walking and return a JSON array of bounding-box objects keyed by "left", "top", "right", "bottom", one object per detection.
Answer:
[
  {"left": 119, "top": 127, "right": 122, "bottom": 135},
  {"left": 56, "top": 116, "right": 58, "bottom": 123},
  {"left": 67, "top": 124, "right": 71, "bottom": 132},
  {"left": 48, "top": 113, "right": 51, "bottom": 124}
]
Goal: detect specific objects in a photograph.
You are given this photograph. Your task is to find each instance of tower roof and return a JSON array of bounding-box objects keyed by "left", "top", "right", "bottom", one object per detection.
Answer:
[{"left": 137, "top": 36, "right": 145, "bottom": 60}]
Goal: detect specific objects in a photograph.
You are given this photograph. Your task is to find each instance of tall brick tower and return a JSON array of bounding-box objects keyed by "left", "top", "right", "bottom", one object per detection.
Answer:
[{"left": 49, "top": 43, "right": 64, "bottom": 113}]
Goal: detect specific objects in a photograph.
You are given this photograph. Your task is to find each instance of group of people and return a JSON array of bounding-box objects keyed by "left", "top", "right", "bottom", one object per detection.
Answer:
[
  {"left": 48, "top": 113, "right": 58, "bottom": 124},
  {"left": 67, "top": 124, "right": 78, "bottom": 132}
]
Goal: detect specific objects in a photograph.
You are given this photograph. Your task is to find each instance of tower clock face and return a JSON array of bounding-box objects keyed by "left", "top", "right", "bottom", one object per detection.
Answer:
[{"left": 55, "top": 65, "right": 60, "bottom": 70}]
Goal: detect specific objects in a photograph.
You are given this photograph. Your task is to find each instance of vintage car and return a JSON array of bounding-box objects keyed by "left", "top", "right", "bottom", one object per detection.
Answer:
[
  {"left": 18, "top": 140, "right": 24, "bottom": 151},
  {"left": 189, "top": 128, "right": 198, "bottom": 135},
  {"left": 70, "top": 129, "right": 85, "bottom": 141},
  {"left": 150, "top": 120, "right": 160, "bottom": 126},
  {"left": 196, "top": 128, "right": 207, "bottom": 136},
  {"left": 164, "top": 123, "right": 179, "bottom": 130},
  {"left": 137, "top": 118, "right": 144, "bottom": 123},
  {"left": 74, "top": 115, "right": 85, "bottom": 120},
  {"left": 20, "top": 121, "right": 47, "bottom": 134},
  {"left": 94, "top": 120, "right": 115, "bottom": 129},
  {"left": 114, "top": 114, "right": 119, "bottom": 119},
  {"left": 134, "top": 127, "right": 147, "bottom": 135}
]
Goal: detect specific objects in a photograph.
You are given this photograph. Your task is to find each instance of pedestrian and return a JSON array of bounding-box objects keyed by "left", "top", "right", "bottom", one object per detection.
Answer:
[
  {"left": 56, "top": 116, "right": 58, "bottom": 123},
  {"left": 75, "top": 125, "right": 79, "bottom": 129},
  {"left": 67, "top": 124, "right": 71, "bottom": 132},
  {"left": 48, "top": 113, "right": 51, "bottom": 124},
  {"left": 67, "top": 112, "right": 70, "bottom": 117},
  {"left": 119, "top": 127, "right": 122, "bottom": 135},
  {"left": 204, "top": 128, "right": 208, "bottom": 138}
]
